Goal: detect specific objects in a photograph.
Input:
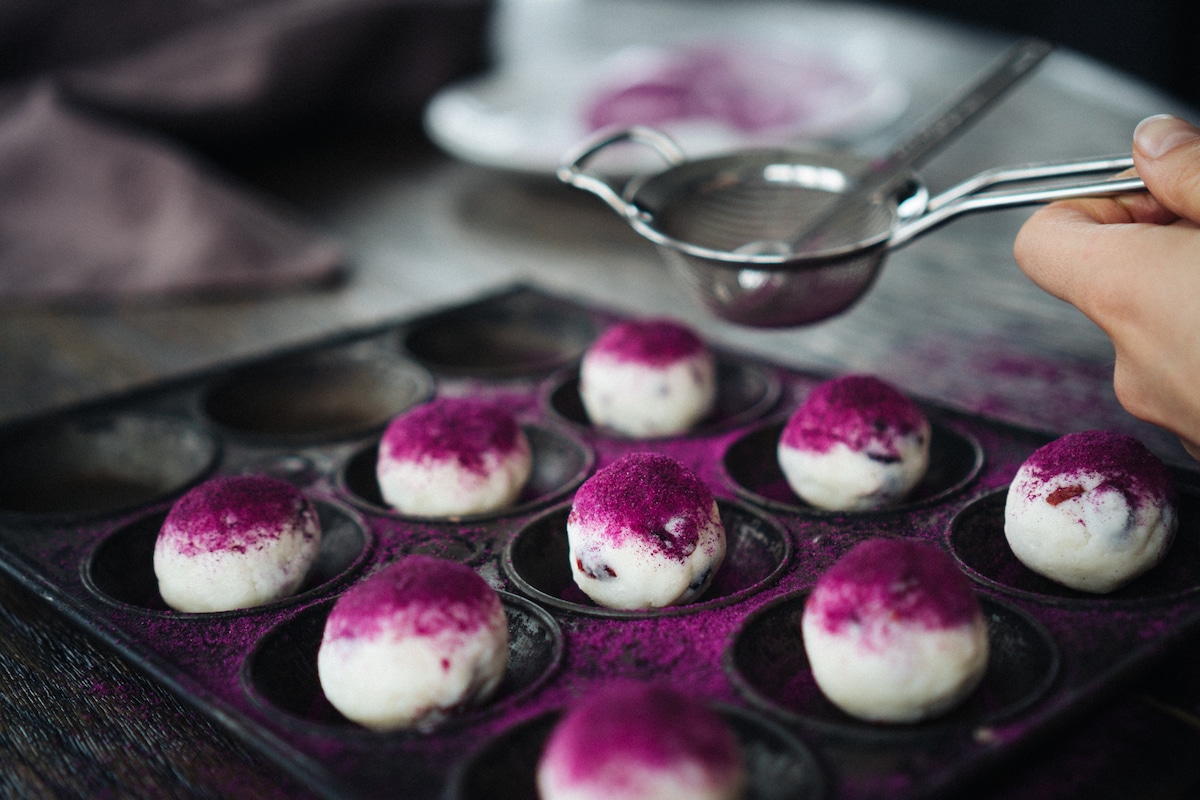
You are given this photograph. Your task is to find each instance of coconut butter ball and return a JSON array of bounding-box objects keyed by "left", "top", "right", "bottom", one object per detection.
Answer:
[
  {"left": 153, "top": 475, "right": 322, "bottom": 613},
  {"left": 1004, "top": 430, "right": 1177, "bottom": 593},
  {"left": 317, "top": 555, "right": 508, "bottom": 732},
  {"left": 778, "top": 374, "right": 931, "bottom": 511},
  {"left": 802, "top": 538, "right": 989, "bottom": 723},
  {"left": 376, "top": 397, "right": 532, "bottom": 517},
  {"left": 566, "top": 452, "right": 726, "bottom": 609},
  {"left": 537, "top": 680, "right": 746, "bottom": 800},
  {"left": 579, "top": 318, "right": 717, "bottom": 437}
]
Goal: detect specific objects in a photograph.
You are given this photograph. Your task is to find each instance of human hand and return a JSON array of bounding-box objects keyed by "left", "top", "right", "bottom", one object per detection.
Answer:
[{"left": 1013, "top": 115, "right": 1200, "bottom": 458}]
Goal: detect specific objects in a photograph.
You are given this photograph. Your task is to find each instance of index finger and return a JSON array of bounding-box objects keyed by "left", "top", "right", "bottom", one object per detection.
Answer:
[{"left": 1012, "top": 200, "right": 1154, "bottom": 306}]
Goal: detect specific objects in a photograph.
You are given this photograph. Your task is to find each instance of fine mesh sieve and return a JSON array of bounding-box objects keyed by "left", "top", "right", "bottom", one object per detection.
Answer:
[{"left": 559, "top": 126, "right": 1143, "bottom": 327}]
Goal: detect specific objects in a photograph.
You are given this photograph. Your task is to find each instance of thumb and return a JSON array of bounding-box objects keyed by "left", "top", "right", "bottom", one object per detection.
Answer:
[{"left": 1132, "top": 115, "right": 1200, "bottom": 224}]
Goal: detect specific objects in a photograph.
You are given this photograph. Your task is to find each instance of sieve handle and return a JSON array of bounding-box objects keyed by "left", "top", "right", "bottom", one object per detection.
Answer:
[
  {"left": 889, "top": 155, "right": 1145, "bottom": 248},
  {"left": 557, "top": 126, "right": 686, "bottom": 216}
]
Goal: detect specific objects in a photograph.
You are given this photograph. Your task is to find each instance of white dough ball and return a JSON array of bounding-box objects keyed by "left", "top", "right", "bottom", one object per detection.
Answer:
[
  {"left": 537, "top": 680, "right": 746, "bottom": 800},
  {"left": 802, "top": 538, "right": 989, "bottom": 723},
  {"left": 778, "top": 374, "right": 930, "bottom": 511},
  {"left": 376, "top": 397, "right": 532, "bottom": 517},
  {"left": 153, "top": 475, "right": 322, "bottom": 613},
  {"left": 567, "top": 452, "right": 725, "bottom": 609},
  {"left": 1004, "top": 430, "right": 1177, "bottom": 593},
  {"left": 317, "top": 555, "right": 508, "bottom": 731},
  {"left": 579, "top": 318, "right": 716, "bottom": 438}
]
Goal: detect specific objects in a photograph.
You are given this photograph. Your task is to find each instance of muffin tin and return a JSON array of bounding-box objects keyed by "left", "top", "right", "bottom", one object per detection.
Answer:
[{"left": 1, "top": 284, "right": 1199, "bottom": 800}]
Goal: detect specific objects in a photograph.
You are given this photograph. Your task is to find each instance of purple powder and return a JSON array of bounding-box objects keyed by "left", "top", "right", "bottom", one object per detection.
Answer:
[
  {"left": 583, "top": 43, "right": 869, "bottom": 134},
  {"left": 780, "top": 374, "right": 927, "bottom": 456},
  {"left": 585, "top": 319, "right": 707, "bottom": 367},
  {"left": 567, "top": 453, "right": 715, "bottom": 561},
  {"left": 806, "top": 538, "right": 981, "bottom": 634},
  {"left": 541, "top": 680, "right": 742, "bottom": 786},
  {"left": 323, "top": 555, "right": 500, "bottom": 642},
  {"left": 379, "top": 398, "right": 523, "bottom": 474},
  {"left": 160, "top": 475, "right": 317, "bottom": 557},
  {"left": 1020, "top": 430, "right": 1176, "bottom": 506}
]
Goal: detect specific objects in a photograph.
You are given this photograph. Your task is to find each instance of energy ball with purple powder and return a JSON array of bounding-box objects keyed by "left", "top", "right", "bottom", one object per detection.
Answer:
[
  {"left": 567, "top": 452, "right": 725, "bottom": 609},
  {"left": 376, "top": 397, "right": 532, "bottom": 517},
  {"left": 777, "top": 374, "right": 930, "bottom": 511},
  {"left": 579, "top": 318, "right": 716, "bottom": 438},
  {"left": 1004, "top": 430, "right": 1178, "bottom": 593},
  {"left": 537, "top": 680, "right": 746, "bottom": 800},
  {"left": 153, "top": 475, "right": 322, "bottom": 613},
  {"left": 317, "top": 555, "right": 508, "bottom": 731},
  {"left": 802, "top": 538, "right": 989, "bottom": 723}
]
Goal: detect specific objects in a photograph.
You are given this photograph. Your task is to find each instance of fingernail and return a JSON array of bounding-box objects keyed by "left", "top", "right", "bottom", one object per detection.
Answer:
[{"left": 1134, "top": 114, "right": 1200, "bottom": 159}]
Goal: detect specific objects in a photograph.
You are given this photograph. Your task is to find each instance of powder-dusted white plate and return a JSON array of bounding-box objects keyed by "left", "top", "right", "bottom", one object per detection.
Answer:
[{"left": 424, "top": 1, "right": 909, "bottom": 175}]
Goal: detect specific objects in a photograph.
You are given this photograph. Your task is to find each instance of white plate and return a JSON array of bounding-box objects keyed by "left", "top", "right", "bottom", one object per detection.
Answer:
[{"left": 424, "top": 1, "right": 910, "bottom": 176}]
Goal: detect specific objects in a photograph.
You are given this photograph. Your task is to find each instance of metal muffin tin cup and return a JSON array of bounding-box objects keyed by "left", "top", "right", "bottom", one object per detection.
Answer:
[
  {"left": 723, "top": 415, "right": 984, "bottom": 517},
  {"left": 502, "top": 498, "right": 791, "bottom": 618},
  {"left": 446, "top": 701, "right": 826, "bottom": 800},
  {"left": 948, "top": 485, "right": 1200, "bottom": 607},
  {"left": 338, "top": 422, "right": 595, "bottom": 525},
  {"left": 399, "top": 286, "right": 599, "bottom": 378},
  {"left": 0, "top": 413, "right": 220, "bottom": 520},
  {"left": 199, "top": 344, "right": 434, "bottom": 445},
  {"left": 240, "top": 591, "right": 563, "bottom": 738},
  {"left": 543, "top": 351, "right": 782, "bottom": 439},
  {"left": 82, "top": 499, "right": 371, "bottom": 617},
  {"left": 724, "top": 589, "right": 1059, "bottom": 741}
]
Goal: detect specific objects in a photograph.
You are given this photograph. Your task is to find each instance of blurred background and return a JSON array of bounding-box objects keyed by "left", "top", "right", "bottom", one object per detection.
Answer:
[
  {"left": 887, "top": 0, "right": 1198, "bottom": 111},
  {"left": 1, "top": 0, "right": 1195, "bottom": 164}
]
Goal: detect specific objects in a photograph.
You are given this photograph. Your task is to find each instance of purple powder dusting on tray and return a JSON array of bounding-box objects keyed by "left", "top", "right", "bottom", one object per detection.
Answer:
[
  {"left": 1019, "top": 429, "right": 1176, "bottom": 506},
  {"left": 379, "top": 397, "right": 523, "bottom": 474},
  {"left": 807, "top": 538, "right": 981, "bottom": 634},
  {"left": 781, "top": 374, "right": 926, "bottom": 456},
  {"left": 27, "top": 295, "right": 1200, "bottom": 800},
  {"left": 160, "top": 475, "right": 317, "bottom": 557},
  {"left": 568, "top": 452, "right": 716, "bottom": 561},
  {"left": 323, "top": 555, "right": 499, "bottom": 642},
  {"left": 586, "top": 319, "right": 707, "bottom": 367}
]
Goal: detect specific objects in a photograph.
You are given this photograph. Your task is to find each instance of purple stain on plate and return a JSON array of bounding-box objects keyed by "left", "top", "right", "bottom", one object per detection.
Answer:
[
  {"left": 379, "top": 397, "right": 524, "bottom": 475},
  {"left": 584, "top": 43, "right": 873, "bottom": 134},
  {"left": 323, "top": 555, "right": 500, "bottom": 643},
  {"left": 159, "top": 475, "right": 317, "bottom": 557},
  {"left": 567, "top": 452, "right": 716, "bottom": 562}
]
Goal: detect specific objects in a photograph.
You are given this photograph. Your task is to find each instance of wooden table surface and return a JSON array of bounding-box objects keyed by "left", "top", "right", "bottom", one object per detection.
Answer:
[{"left": 2, "top": 1, "right": 1200, "bottom": 797}]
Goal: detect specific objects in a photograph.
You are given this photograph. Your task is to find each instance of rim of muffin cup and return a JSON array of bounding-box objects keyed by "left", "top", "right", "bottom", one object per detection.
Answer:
[
  {"left": 0, "top": 413, "right": 222, "bottom": 521},
  {"left": 444, "top": 700, "right": 826, "bottom": 800},
  {"left": 541, "top": 351, "right": 783, "bottom": 440},
  {"left": 397, "top": 289, "right": 600, "bottom": 379},
  {"left": 501, "top": 498, "right": 792, "bottom": 619},
  {"left": 948, "top": 485, "right": 1200, "bottom": 608},
  {"left": 239, "top": 590, "right": 564, "bottom": 739},
  {"left": 197, "top": 348, "right": 435, "bottom": 446},
  {"left": 81, "top": 497, "right": 373, "bottom": 620},
  {"left": 721, "top": 414, "right": 984, "bottom": 518},
  {"left": 337, "top": 422, "right": 595, "bottom": 524},
  {"left": 723, "top": 587, "right": 1060, "bottom": 741}
]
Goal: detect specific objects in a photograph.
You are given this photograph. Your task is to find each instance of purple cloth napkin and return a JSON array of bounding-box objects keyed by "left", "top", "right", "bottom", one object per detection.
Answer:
[{"left": 0, "top": 0, "right": 490, "bottom": 304}]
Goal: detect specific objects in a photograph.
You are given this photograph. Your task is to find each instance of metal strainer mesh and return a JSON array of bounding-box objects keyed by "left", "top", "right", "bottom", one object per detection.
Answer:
[{"left": 625, "top": 151, "right": 900, "bottom": 259}]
